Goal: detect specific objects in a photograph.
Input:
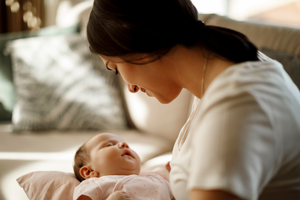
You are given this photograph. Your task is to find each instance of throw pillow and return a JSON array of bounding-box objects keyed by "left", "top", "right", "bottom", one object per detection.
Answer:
[
  {"left": 17, "top": 171, "right": 80, "bottom": 200},
  {"left": 0, "top": 24, "right": 79, "bottom": 121},
  {"left": 260, "top": 47, "right": 300, "bottom": 90},
  {"left": 7, "top": 34, "right": 128, "bottom": 132}
]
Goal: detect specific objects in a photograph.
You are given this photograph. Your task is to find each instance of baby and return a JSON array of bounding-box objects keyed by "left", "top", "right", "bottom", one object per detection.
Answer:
[{"left": 73, "top": 132, "right": 174, "bottom": 200}]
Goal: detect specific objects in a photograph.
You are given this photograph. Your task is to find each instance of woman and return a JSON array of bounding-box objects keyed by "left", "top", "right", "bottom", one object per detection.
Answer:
[{"left": 86, "top": 0, "right": 300, "bottom": 200}]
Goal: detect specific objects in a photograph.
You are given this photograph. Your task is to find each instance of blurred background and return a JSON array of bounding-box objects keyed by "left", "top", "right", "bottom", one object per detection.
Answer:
[
  {"left": 0, "top": 1, "right": 299, "bottom": 200},
  {"left": 0, "top": 0, "right": 299, "bottom": 34}
]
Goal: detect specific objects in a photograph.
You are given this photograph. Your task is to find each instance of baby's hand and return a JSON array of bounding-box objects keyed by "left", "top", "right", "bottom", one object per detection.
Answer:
[
  {"left": 107, "top": 191, "right": 131, "bottom": 200},
  {"left": 165, "top": 162, "right": 171, "bottom": 172}
]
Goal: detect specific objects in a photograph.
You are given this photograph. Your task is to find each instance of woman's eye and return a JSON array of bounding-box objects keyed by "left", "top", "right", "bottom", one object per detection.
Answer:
[{"left": 106, "top": 143, "right": 113, "bottom": 147}]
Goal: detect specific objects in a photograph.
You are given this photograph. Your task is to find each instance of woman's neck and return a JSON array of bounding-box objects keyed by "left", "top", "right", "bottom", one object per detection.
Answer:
[
  {"left": 169, "top": 45, "right": 235, "bottom": 99},
  {"left": 201, "top": 58, "right": 236, "bottom": 98}
]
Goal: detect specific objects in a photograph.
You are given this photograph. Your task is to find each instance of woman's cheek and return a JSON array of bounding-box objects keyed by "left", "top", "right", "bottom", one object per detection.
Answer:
[{"left": 120, "top": 64, "right": 140, "bottom": 83}]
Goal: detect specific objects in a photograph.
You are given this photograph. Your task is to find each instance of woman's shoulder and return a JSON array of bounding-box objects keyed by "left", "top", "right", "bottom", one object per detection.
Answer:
[
  {"left": 198, "top": 59, "right": 300, "bottom": 124},
  {"left": 224, "top": 59, "right": 283, "bottom": 79},
  {"left": 206, "top": 60, "right": 286, "bottom": 97}
]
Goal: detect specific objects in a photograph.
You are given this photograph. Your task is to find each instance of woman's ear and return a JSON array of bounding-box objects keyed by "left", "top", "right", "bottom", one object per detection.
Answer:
[{"left": 80, "top": 165, "right": 100, "bottom": 179}]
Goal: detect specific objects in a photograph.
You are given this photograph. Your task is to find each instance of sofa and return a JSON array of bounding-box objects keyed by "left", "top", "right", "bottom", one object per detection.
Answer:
[{"left": 0, "top": 1, "right": 299, "bottom": 200}]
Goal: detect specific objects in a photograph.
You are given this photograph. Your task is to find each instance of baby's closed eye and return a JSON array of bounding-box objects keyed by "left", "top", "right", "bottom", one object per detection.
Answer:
[{"left": 105, "top": 143, "right": 114, "bottom": 147}]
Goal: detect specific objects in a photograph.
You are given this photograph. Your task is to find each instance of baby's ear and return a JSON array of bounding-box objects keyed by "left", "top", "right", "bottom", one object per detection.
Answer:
[{"left": 80, "top": 165, "right": 99, "bottom": 179}]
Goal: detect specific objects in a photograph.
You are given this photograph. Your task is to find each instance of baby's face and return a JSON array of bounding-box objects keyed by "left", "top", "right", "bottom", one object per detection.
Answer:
[{"left": 85, "top": 133, "right": 141, "bottom": 177}]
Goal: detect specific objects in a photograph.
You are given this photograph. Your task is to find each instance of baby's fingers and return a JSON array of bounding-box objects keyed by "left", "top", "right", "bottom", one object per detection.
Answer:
[
  {"left": 166, "top": 161, "right": 171, "bottom": 172},
  {"left": 107, "top": 191, "right": 131, "bottom": 200}
]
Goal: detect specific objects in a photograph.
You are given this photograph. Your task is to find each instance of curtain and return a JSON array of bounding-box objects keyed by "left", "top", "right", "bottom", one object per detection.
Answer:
[{"left": 0, "top": 0, "right": 44, "bottom": 34}]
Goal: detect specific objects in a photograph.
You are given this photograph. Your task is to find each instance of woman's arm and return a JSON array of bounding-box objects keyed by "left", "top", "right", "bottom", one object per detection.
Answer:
[
  {"left": 189, "top": 189, "right": 244, "bottom": 200},
  {"left": 77, "top": 195, "right": 92, "bottom": 200}
]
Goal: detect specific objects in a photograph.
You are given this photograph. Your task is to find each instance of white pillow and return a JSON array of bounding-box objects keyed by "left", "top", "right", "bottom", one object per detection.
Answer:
[{"left": 17, "top": 171, "right": 79, "bottom": 200}]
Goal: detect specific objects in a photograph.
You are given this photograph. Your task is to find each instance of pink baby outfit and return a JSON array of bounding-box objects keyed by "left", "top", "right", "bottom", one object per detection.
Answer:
[{"left": 73, "top": 172, "right": 173, "bottom": 200}]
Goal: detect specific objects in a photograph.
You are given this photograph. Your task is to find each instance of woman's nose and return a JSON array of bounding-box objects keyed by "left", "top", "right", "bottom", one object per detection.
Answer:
[
  {"left": 127, "top": 84, "right": 139, "bottom": 93},
  {"left": 118, "top": 141, "right": 129, "bottom": 148}
]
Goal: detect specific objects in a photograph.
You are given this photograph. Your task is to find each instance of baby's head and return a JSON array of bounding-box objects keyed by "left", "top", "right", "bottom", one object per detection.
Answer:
[{"left": 73, "top": 133, "right": 141, "bottom": 182}]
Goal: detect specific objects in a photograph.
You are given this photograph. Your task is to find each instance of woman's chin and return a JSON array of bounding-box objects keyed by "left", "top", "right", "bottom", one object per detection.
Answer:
[
  {"left": 155, "top": 92, "right": 182, "bottom": 104},
  {"left": 156, "top": 96, "right": 175, "bottom": 104},
  {"left": 146, "top": 90, "right": 179, "bottom": 104}
]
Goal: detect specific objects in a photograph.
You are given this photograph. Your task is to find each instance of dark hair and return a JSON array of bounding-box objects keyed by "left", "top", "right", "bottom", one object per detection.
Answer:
[
  {"left": 87, "top": 0, "right": 258, "bottom": 64},
  {"left": 73, "top": 144, "right": 90, "bottom": 182}
]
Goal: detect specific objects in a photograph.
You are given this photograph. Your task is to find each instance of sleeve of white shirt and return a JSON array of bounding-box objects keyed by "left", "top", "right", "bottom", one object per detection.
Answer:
[
  {"left": 187, "top": 71, "right": 279, "bottom": 200},
  {"left": 73, "top": 178, "right": 103, "bottom": 200}
]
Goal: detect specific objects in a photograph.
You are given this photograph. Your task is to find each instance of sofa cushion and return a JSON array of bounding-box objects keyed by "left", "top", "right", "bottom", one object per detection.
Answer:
[
  {"left": 7, "top": 34, "right": 128, "bottom": 132},
  {"left": 199, "top": 14, "right": 300, "bottom": 58},
  {"left": 0, "top": 128, "right": 173, "bottom": 164},
  {"left": 0, "top": 24, "right": 80, "bottom": 122}
]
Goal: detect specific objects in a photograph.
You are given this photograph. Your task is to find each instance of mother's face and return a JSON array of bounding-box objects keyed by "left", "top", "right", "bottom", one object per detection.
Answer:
[{"left": 99, "top": 54, "right": 182, "bottom": 104}]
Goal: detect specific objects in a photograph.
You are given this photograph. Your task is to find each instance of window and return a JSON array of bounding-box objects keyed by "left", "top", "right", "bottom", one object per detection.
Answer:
[{"left": 192, "top": 0, "right": 300, "bottom": 28}]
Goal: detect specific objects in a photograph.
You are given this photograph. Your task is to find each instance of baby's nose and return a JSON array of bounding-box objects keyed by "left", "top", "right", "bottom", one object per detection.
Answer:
[{"left": 118, "top": 141, "right": 129, "bottom": 148}]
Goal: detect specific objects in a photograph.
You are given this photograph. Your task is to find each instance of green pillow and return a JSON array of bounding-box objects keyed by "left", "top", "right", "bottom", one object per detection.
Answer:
[
  {"left": 260, "top": 47, "right": 300, "bottom": 90},
  {"left": 0, "top": 24, "right": 79, "bottom": 121}
]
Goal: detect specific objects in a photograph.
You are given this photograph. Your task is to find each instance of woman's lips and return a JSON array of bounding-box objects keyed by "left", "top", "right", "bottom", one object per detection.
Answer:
[
  {"left": 146, "top": 90, "right": 153, "bottom": 97},
  {"left": 141, "top": 88, "right": 146, "bottom": 93}
]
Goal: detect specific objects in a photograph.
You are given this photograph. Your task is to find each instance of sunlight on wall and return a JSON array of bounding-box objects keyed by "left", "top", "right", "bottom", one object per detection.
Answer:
[
  {"left": 228, "top": 0, "right": 298, "bottom": 20},
  {"left": 191, "top": 0, "right": 228, "bottom": 16},
  {"left": 191, "top": 0, "right": 298, "bottom": 22}
]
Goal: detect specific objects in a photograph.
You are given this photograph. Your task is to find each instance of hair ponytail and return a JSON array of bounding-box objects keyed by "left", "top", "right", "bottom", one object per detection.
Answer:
[{"left": 192, "top": 24, "right": 259, "bottom": 62}]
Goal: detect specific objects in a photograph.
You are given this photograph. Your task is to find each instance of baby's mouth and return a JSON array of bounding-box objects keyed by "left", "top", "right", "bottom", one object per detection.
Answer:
[{"left": 122, "top": 150, "right": 134, "bottom": 158}]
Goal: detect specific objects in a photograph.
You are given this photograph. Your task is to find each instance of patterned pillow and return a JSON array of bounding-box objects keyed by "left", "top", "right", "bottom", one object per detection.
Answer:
[
  {"left": 7, "top": 34, "right": 128, "bottom": 132},
  {"left": 0, "top": 24, "right": 79, "bottom": 122}
]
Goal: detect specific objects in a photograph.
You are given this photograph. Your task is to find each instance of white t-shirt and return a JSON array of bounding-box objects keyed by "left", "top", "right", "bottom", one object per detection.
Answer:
[
  {"left": 170, "top": 60, "right": 300, "bottom": 200},
  {"left": 73, "top": 172, "right": 173, "bottom": 200}
]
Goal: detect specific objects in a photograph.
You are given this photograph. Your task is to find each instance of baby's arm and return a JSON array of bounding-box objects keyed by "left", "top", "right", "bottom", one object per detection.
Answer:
[
  {"left": 107, "top": 191, "right": 131, "bottom": 200},
  {"left": 74, "top": 179, "right": 103, "bottom": 200},
  {"left": 76, "top": 190, "right": 131, "bottom": 200}
]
